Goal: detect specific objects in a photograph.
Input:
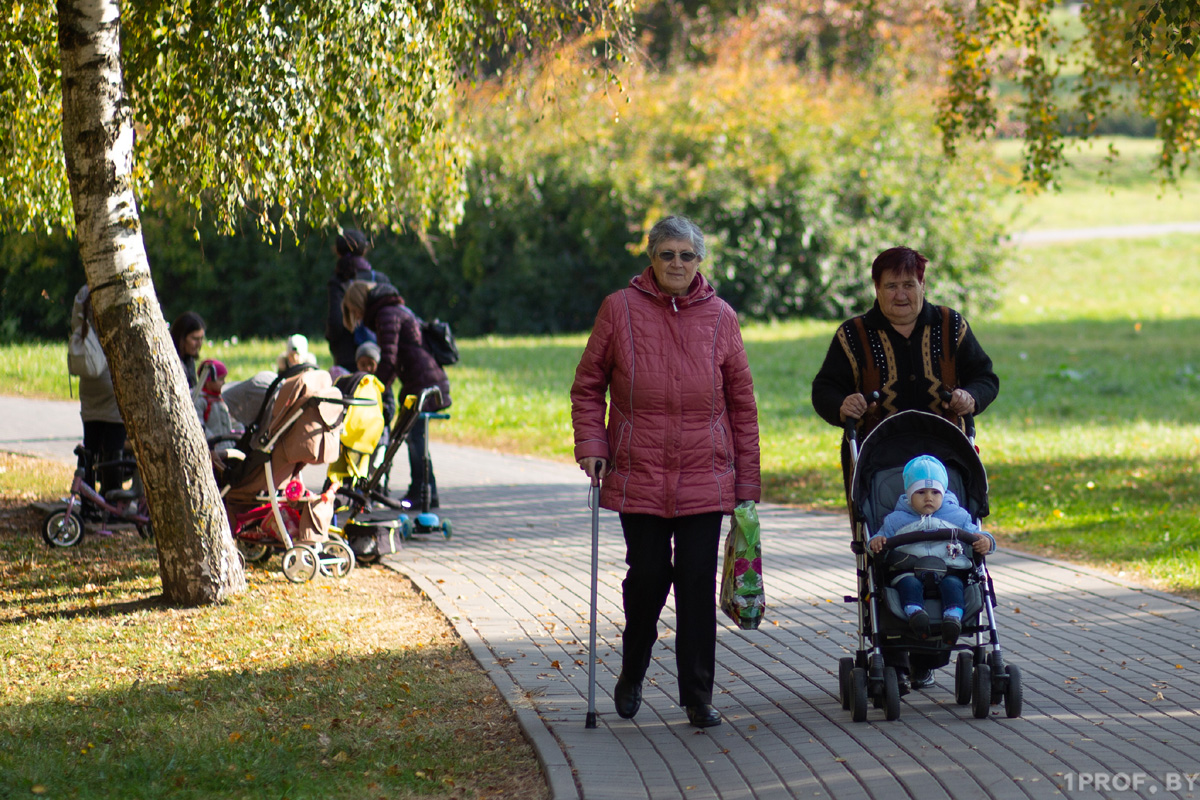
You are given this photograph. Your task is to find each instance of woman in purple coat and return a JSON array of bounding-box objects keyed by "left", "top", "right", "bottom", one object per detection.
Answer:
[{"left": 342, "top": 281, "right": 451, "bottom": 508}]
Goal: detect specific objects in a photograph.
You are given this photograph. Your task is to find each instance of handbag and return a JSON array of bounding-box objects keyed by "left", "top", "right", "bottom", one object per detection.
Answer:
[
  {"left": 719, "top": 501, "right": 766, "bottom": 630},
  {"left": 67, "top": 323, "right": 107, "bottom": 380}
]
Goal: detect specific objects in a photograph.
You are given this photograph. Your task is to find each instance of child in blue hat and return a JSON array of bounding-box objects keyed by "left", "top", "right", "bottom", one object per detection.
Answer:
[{"left": 868, "top": 454, "right": 995, "bottom": 644}]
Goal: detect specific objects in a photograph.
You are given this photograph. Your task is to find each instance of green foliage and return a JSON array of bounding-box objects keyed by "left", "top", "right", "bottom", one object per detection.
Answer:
[
  {"left": 0, "top": 0, "right": 633, "bottom": 237},
  {"left": 412, "top": 56, "right": 1004, "bottom": 331},
  {"left": 941, "top": 0, "right": 1200, "bottom": 187},
  {"left": 0, "top": 5, "right": 70, "bottom": 233}
]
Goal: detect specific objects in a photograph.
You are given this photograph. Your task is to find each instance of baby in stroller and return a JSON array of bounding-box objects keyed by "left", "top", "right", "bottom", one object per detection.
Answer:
[{"left": 868, "top": 455, "right": 994, "bottom": 645}]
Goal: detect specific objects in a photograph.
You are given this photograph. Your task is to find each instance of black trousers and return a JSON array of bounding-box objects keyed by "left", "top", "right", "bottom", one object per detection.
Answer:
[
  {"left": 82, "top": 420, "right": 127, "bottom": 499},
  {"left": 619, "top": 511, "right": 723, "bottom": 707}
]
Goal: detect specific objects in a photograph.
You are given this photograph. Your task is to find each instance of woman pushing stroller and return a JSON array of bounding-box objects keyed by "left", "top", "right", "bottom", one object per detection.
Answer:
[{"left": 812, "top": 244, "right": 999, "bottom": 689}]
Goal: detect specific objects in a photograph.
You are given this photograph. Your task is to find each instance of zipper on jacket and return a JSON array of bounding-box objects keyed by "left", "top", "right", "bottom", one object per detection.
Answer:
[{"left": 671, "top": 297, "right": 678, "bottom": 312}]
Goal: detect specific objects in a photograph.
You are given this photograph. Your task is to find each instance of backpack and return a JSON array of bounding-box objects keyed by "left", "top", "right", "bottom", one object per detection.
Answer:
[
  {"left": 68, "top": 294, "right": 107, "bottom": 380},
  {"left": 420, "top": 318, "right": 459, "bottom": 367}
]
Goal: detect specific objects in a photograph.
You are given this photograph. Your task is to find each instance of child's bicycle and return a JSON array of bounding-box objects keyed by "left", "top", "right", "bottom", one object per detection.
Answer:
[{"left": 42, "top": 445, "right": 153, "bottom": 547}]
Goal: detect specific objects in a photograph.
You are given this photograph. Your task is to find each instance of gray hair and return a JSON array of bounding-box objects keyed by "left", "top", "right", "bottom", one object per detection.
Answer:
[{"left": 647, "top": 215, "right": 706, "bottom": 261}]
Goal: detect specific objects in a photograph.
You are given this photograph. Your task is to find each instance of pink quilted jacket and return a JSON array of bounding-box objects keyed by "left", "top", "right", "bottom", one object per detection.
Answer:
[{"left": 571, "top": 267, "right": 761, "bottom": 517}]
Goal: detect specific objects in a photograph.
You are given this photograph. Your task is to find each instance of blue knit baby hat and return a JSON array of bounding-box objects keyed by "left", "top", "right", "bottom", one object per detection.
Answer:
[{"left": 903, "top": 455, "right": 948, "bottom": 497}]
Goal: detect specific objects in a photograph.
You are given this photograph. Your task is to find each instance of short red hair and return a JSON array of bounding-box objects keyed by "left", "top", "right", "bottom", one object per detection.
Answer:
[{"left": 871, "top": 246, "right": 927, "bottom": 285}]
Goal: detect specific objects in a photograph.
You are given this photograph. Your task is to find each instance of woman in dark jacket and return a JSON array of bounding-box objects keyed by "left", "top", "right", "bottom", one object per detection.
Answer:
[
  {"left": 342, "top": 281, "right": 450, "bottom": 508},
  {"left": 325, "top": 229, "right": 391, "bottom": 372}
]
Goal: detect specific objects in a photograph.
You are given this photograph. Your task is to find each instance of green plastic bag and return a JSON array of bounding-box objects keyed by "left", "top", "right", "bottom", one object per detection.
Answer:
[{"left": 719, "top": 501, "right": 766, "bottom": 630}]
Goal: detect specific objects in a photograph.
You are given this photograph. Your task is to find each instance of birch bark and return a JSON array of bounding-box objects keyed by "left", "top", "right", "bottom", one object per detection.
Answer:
[{"left": 57, "top": 0, "right": 245, "bottom": 605}]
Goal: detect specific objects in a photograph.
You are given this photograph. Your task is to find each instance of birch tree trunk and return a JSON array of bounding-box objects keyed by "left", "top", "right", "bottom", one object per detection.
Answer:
[{"left": 57, "top": 0, "right": 245, "bottom": 605}]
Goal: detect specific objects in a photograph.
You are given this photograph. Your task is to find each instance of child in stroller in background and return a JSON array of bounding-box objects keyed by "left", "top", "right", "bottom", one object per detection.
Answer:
[
  {"left": 194, "top": 359, "right": 239, "bottom": 465},
  {"left": 868, "top": 455, "right": 994, "bottom": 646}
]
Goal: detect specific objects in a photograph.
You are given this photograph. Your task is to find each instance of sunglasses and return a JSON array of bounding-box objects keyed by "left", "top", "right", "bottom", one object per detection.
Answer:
[{"left": 656, "top": 250, "right": 699, "bottom": 263}]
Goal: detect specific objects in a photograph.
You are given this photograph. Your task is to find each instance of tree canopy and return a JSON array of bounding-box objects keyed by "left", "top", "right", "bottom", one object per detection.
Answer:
[
  {"left": 940, "top": 0, "right": 1200, "bottom": 187},
  {"left": 1, "top": 1, "right": 632, "bottom": 237}
]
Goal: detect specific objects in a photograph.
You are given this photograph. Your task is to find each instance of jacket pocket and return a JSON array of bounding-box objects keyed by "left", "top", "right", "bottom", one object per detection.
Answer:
[
  {"left": 713, "top": 421, "right": 734, "bottom": 475},
  {"left": 610, "top": 420, "right": 632, "bottom": 475}
]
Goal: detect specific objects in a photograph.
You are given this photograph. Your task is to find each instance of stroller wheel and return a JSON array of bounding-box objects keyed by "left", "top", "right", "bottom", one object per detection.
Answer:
[
  {"left": 42, "top": 508, "right": 85, "bottom": 548},
  {"left": 1004, "top": 664, "right": 1023, "bottom": 719},
  {"left": 954, "top": 651, "right": 973, "bottom": 705},
  {"left": 849, "top": 668, "right": 868, "bottom": 722},
  {"left": 236, "top": 540, "right": 272, "bottom": 564},
  {"left": 319, "top": 540, "right": 355, "bottom": 579},
  {"left": 883, "top": 666, "right": 901, "bottom": 721},
  {"left": 282, "top": 544, "right": 320, "bottom": 583},
  {"left": 971, "top": 663, "right": 992, "bottom": 719},
  {"left": 838, "top": 657, "right": 854, "bottom": 710}
]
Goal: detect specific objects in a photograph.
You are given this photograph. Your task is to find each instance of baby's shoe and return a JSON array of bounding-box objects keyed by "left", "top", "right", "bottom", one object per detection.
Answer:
[
  {"left": 942, "top": 608, "right": 963, "bottom": 645},
  {"left": 907, "top": 607, "right": 930, "bottom": 638}
]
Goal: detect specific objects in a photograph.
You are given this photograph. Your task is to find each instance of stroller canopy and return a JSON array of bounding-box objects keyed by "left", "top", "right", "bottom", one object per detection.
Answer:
[{"left": 850, "top": 411, "right": 989, "bottom": 531}]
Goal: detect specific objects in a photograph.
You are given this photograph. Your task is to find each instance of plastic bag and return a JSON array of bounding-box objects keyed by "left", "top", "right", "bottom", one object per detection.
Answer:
[
  {"left": 719, "top": 501, "right": 766, "bottom": 630},
  {"left": 68, "top": 325, "right": 107, "bottom": 379}
]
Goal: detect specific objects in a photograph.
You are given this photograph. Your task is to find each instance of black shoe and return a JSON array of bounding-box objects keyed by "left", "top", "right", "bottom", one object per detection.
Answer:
[
  {"left": 942, "top": 617, "right": 962, "bottom": 645},
  {"left": 614, "top": 672, "right": 642, "bottom": 719},
  {"left": 911, "top": 668, "right": 935, "bottom": 689},
  {"left": 908, "top": 610, "right": 931, "bottom": 638},
  {"left": 685, "top": 704, "right": 721, "bottom": 728}
]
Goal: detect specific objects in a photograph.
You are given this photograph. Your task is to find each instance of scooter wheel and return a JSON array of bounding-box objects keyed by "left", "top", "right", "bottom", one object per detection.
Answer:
[
  {"left": 237, "top": 539, "right": 272, "bottom": 564},
  {"left": 42, "top": 508, "right": 85, "bottom": 548},
  {"left": 441, "top": 520, "right": 453, "bottom": 540}
]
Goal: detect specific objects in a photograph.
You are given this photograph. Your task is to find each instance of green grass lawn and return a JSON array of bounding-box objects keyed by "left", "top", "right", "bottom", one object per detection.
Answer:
[{"left": 993, "top": 136, "right": 1200, "bottom": 231}]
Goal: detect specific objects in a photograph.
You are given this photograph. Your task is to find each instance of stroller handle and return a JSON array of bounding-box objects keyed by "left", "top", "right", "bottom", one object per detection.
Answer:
[
  {"left": 322, "top": 395, "right": 377, "bottom": 408},
  {"left": 880, "top": 528, "right": 983, "bottom": 549}
]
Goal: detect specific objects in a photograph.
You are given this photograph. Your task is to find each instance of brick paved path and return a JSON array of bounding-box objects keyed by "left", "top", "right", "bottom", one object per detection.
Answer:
[
  {"left": 399, "top": 447, "right": 1200, "bottom": 800},
  {"left": 6, "top": 396, "right": 1200, "bottom": 799}
]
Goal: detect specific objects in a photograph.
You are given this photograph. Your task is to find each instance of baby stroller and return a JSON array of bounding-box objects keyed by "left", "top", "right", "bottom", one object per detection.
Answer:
[
  {"left": 220, "top": 365, "right": 368, "bottom": 583},
  {"left": 333, "top": 385, "right": 451, "bottom": 561},
  {"left": 837, "top": 409, "right": 1022, "bottom": 721}
]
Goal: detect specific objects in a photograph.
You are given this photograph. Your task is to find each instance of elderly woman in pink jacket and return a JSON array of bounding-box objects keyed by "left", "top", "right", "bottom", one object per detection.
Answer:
[{"left": 571, "top": 215, "right": 761, "bottom": 729}]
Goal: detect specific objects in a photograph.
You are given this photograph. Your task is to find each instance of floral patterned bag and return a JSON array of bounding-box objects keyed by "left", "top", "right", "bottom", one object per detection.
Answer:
[{"left": 719, "top": 501, "right": 766, "bottom": 630}]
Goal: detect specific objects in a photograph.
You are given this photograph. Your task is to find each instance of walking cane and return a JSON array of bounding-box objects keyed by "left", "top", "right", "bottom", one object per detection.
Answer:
[{"left": 585, "top": 460, "right": 603, "bottom": 729}]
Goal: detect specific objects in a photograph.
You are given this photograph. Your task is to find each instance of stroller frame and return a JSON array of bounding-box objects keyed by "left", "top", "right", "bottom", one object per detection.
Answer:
[{"left": 839, "top": 410, "right": 1022, "bottom": 722}]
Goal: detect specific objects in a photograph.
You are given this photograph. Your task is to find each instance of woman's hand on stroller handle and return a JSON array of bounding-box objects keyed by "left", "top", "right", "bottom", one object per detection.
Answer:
[
  {"left": 939, "top": 388, "right": 976, "bottom": 416},
  {"left": 840, "top": 391, "right": 879, "bottom": 424}
]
